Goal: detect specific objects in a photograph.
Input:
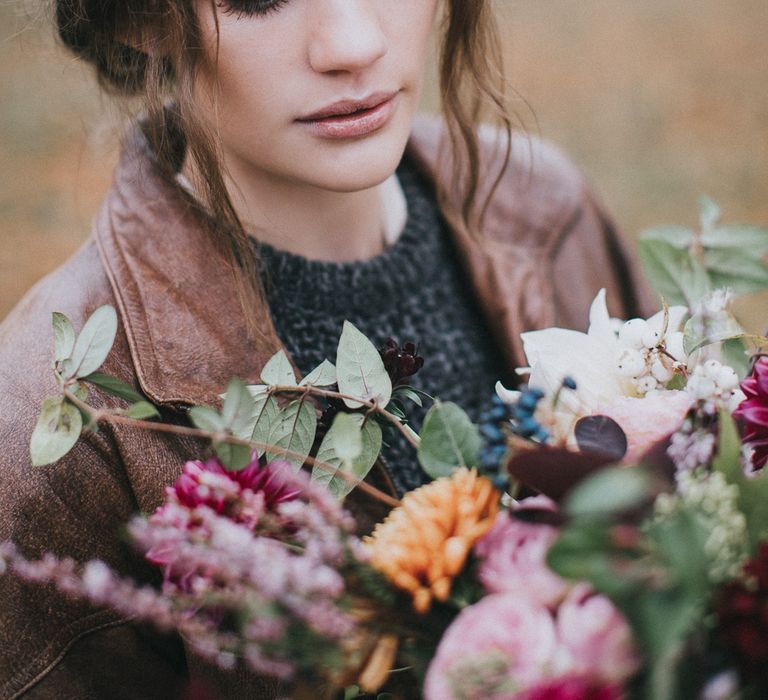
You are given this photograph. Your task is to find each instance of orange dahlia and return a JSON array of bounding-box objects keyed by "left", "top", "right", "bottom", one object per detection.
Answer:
[{"left": 364, "top": 468, "right": 500, "bottom": 613}]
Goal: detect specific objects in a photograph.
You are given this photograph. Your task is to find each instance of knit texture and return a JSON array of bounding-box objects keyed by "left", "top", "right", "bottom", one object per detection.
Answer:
[{"left": 255, "top": 156, "right": 507, "bottom": 495}]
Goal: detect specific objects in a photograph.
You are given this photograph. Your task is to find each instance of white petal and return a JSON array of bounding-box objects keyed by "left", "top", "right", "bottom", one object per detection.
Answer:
[
  {"left": 495, "top": 381, "right": 521, "bottom": 404},
  {"left": 587, "top": 289, "right": 617, "bottom": 344},
  {"left": 647, "top": 305, "right": 688, "bottom": 335}
]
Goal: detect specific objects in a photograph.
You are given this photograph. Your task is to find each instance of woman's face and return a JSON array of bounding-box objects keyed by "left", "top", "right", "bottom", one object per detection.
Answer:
[{"left": 193, "top": 0, "right": 439, "bottom": 194}]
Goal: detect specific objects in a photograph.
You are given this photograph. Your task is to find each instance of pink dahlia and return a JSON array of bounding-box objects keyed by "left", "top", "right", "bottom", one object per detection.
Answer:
[
  {"left": 595, "top": 390, "right": 693, "bottom": 464},
  {"left": 475, "top": 497, "right": 571, "bottom": 608},
  {"left": 170, "top": 457, "right": 301, "bottom": 523},
  {"left": 733, "top": 357, "right": 768, "bottom": 471}
]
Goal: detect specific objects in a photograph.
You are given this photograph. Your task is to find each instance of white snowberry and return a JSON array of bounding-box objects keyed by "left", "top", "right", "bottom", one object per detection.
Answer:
[
  {"left": 619, "top": 319, "right": 649, "bottom": 349},
  {"left": 617, "top": 348, "right": 646, "bottom": 377}
]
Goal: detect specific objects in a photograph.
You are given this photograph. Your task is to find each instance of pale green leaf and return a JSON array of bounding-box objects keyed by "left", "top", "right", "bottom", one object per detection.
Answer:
[
  {"left": 417, "top": 401, "right": 481, "bottom": 478},
  {"left": 265, "top": 400, "right": 317, "bottom": 468},
  {"left": 188, "top": 406, "right": 225, "bottom": 433},
  {"left": 214, "top": 441, "right": 253, "bottom": 472},
  {"left": 60, "top": 305, "right": 118, "bottom": 379},
  {"left": 705, "top": 248, "right": 768, "bottom": 295},
  {"left": 336, "top": 321, "right": 392, "bottom": 408},
  {"left": 125, "top": 401, "right": 161, "bottom": 420},
  {"left": 313, "top": 413, "right": 383, "bottom": 498},
  {"left": 701, "top": 224, "right": 768, "bottom": 253},
  {"left": 83, "top": 372, "right": 144, "bottom": 404},
  {"left": 564, "top": 467, "right": 652, "bottom": 519},
  {"left": 250, "top": 395, "right": 281, "bottom": 456},
  {"left": 221, "top": 378, "right": 257, "bottom": 437},
  {"left": 260, "top": 350, "right": 297, "bottom": 386},
  {"left": 52, "top": 312, "right": 75, "bottom": 363},
  {"left": 30, "top": 396, "right": 83, "bottom": 466},
  {"left": 638, "top": 225, "right": 694, "bottom": 249},
  {"left": 392, "top": 386, "right": 423, "bottom": 407},
  {"left": 637, "top": 239, "right": 710, "bottom": 308},
  {"left": 698, "top": 195, "right": 721, "bottom": 233},
  {"left": 299, "top": 360, "right": 337, "bottom": 387},
  {"left": 332, "top": 412, "right": 364, "bottom": 462}
]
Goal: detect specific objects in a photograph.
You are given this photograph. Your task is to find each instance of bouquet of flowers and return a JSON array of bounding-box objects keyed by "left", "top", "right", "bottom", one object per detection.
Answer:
[{"left": 3, "top": 198, "right": 768, "bottom": 699}]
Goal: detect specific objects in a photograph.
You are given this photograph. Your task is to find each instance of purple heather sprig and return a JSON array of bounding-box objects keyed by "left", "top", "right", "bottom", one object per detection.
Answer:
[{"left": 1, "top": 460, "right": 362, "bottom": 681}]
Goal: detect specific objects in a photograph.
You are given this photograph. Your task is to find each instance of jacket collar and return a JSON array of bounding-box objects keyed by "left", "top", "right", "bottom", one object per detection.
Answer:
[{"left": 95, "top": 115, "right": 583, "bottom": 409}]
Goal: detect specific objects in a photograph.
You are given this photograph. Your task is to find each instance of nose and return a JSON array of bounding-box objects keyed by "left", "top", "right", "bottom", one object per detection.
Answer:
[{"left": 307, "top": 1, "right": 388, "bottom": 74}]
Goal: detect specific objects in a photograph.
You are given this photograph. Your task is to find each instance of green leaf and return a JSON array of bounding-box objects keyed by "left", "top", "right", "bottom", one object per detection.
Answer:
[
  {"left": 83, "top": 372, "right": 144, "bottom": 403},
  {"left": 30, "top": 396, "right": 83, "bottom": 466},
  {"left": 52, "top": 312, "right": 75, "bottom": 363},
  {"left": 188, "top": 406, "right": 226, "bottom": 433},
  {"left": 712, "top": 410, "right": 742, "bottom": 482},
  {"left": 214, "top": 441, "right": 253, "bottom": 472},
  {"left": 563, "top": 467, "right": 652, "bottom": 519},
  {"left": 260, "top": 350, "right": 297, "bottom": 386},
  {"left": 250, "top": 394, "right": 281, "bottom": 456},
  {"left": 683, "top": 310, "right": 744, "bottom": 356},
  {"left": 698, "top": 195, "right": 721, "bottom": 234},
  {"left": 265, "top": 400, "right": 317, "bottom": 468},
  {"left": 313, "top": 413, "right": 383, "bottom": 498},
  {"left": 125, "top": 401, "right": 161, "bottom": 420},
  {"left": 392, "top": 386, "right": 423, "bottom": 407},
  {"left": 60, "top": 305, "right": 118, "bottom": 379},
  {"left": 636, "top": 233, "right": 710, "bottom": 308},
  {"left": 701, "top": 224, "right": 768, "bottom": 253},
  {"left": 221, "top": 378, "right": 257, "bottom": 437},
  {"left": 721, "top": 338, "right": 750, "bottom": 378},
  {"left": 705, "top": 248, "right": 768, "bottom": 295},
  {"left": 332, "top": 412, "right": 364, "bottom": 461},
  {"left": 639, "top": 225, "right": 694, "bottom": 249},
  {"left": 336, "top": 321, "right": 392, "bottom": 409},
  {"left": 417, "top": 401, "right": 481, "bottom": 478},
  {"left": 299, "top": 360, "right": 337, "bottom": 387}
]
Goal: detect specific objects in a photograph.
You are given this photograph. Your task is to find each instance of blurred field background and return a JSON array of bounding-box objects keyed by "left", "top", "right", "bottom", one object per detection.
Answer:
[{"left": 1, "top": 0, "right": 767, "bottom": 324}]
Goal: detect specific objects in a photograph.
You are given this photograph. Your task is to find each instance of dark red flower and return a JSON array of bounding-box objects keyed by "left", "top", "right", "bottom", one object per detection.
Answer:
[
  {"left": 733, "top": 357, "right": 768, "bottom": 471},
  {"left": 520, "top": 677, "right": 622, "bottom": 700},
  {"left": 379, "top": 338, "right": 424, "bottom": 386},
  {"left": 715, "top": 540, "right": 768, "bottom": 684}
]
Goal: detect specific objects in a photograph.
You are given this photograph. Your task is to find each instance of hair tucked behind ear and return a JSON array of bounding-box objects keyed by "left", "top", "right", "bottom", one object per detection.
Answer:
[{"left": 55, "top": 0, "right": 512, "bottom": 337}]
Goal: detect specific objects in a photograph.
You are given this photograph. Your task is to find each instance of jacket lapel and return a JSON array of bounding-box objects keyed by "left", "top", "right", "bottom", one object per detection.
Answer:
[{"left": 94, "top": 129, "right": 284, "bottom": 408}]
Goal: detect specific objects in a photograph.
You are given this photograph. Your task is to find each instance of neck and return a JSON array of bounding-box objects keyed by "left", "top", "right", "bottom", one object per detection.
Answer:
[{"left": 183, "top": 157, "right": 398, "bottom": 263}]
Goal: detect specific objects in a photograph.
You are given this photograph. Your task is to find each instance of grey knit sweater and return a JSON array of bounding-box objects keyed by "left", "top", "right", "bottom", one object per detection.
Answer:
[{"left": 255, "top": 156, "right": 508, "bottom": 494}]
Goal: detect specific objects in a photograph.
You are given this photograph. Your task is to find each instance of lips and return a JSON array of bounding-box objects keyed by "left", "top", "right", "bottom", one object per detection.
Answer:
[
  {"left": 296, "top": 91, "right": 399, "bottom": 139},
  {"left": 298, "top": 91, "right": 399, "bottom": 122}
]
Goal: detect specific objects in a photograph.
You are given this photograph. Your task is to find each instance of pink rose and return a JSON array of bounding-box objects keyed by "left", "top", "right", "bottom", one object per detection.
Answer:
[
  {"left": 475, "top": 497, "right": 571, "bottom": 608},
  {"left": 556, "top": 584, "right": 639, "bottom": 685},
  {"left": 424, "top": 593, "right": 558, "bottom": 700}
]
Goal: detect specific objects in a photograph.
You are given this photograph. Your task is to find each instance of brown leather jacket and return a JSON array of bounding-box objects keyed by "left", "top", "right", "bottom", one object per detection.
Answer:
[{"left": 0, "top": 115, "right": 651, "bottom": 699}]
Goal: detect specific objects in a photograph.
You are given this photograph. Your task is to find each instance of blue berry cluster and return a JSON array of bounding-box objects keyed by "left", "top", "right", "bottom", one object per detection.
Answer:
[
  {"left": 511, "top": 387, "right": 549, "bottom": 443},
  {"left": 478, "top": 386, "right": 554, "bottom": 489}
]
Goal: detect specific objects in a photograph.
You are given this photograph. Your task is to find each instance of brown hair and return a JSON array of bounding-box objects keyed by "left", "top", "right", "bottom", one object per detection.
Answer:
[{"left": 55, "top": 0, "right": 511, "bottom": 338}]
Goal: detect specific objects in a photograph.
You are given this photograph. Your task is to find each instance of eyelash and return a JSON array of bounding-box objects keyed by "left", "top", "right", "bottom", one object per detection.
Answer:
[{"left": 216, "top": 0, "right": 289, "bottom": 19}]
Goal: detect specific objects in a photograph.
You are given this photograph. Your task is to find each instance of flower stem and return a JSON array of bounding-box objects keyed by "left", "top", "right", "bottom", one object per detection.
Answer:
[{"left": 63, "top": 389, "right": 401, "bottom": 509}]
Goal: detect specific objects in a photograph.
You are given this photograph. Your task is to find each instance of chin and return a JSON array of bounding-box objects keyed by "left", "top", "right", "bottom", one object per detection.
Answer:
[{"left": 302, "top": 131, "right": 412, "bottom": 193}]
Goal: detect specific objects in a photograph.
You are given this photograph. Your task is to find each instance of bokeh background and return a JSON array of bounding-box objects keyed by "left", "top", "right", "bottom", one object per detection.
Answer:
[{"left": 2, "top": 0, "right": 767, "bottom": 323}]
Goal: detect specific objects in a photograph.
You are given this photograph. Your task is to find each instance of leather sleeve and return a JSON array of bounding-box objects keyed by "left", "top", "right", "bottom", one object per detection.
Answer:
[
  {"left": 548, "top": 187, "right": 657, "bottom": 329},
  {"left": 0, "top": 251, "right": 189, "bottom": 699}
]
